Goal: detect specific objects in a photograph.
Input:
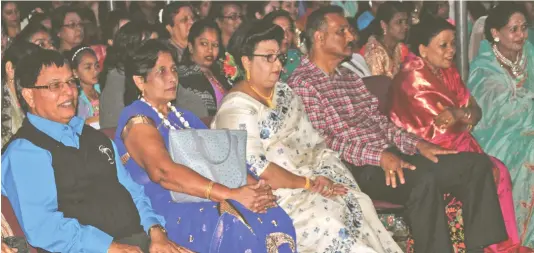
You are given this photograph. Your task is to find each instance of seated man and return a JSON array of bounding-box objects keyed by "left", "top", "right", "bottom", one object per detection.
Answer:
[
  {"left": 1, "top": 48, "right": 190, "bottom": 253},
  {"left": 287, "top": 6, "right": 507, "bottom": 253}
]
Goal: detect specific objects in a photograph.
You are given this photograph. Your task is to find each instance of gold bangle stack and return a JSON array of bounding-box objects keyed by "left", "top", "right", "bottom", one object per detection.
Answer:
[
  {"left": 304, "top": 177, "right": 311, "bottom": 190},
  {"left": 205, "top": 181, "right": 215, "bottom": 200}
]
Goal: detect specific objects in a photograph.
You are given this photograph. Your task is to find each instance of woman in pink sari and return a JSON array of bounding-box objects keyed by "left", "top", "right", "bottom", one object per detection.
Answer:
[{"left": 389, "top": 16, "right": 522, "bottom": 253}]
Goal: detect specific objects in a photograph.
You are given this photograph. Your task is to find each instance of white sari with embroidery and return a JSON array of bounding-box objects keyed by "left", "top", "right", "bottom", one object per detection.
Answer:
[{"left": 211, "top": 82, "right": 402, "bottom": 253}]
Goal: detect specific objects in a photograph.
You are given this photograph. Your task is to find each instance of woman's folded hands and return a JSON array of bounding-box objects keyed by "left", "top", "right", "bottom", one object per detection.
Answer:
[{"left": 229, "top": 180, "right": 278, "bottom": 213}]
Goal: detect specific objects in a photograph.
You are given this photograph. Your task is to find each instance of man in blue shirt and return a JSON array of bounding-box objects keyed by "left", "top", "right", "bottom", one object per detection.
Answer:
[{"left": 1, "top": 49, "right": 192, "bottom": 253}]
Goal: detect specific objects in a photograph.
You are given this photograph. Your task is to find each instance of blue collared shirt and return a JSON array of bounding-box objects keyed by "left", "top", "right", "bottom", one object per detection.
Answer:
[{"left": 1, "top": 113, "right": 165, "bottom": 253}]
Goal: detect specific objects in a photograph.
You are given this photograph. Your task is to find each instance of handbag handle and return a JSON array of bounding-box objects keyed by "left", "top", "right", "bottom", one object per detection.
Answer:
[{"left": 192, "top": 129, "right": 233, "bottom": 164}]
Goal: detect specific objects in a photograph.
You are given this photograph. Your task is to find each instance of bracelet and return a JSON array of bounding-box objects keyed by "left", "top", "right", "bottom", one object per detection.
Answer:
[
  {"left": 205, "top": 181, "right": 215, "bottom": 200},
  {"left": 148, "top": 224, "right": 167, "bottom": 237},
  {"left": 304, "top": 177, "right": 311, "bottom": 190}
]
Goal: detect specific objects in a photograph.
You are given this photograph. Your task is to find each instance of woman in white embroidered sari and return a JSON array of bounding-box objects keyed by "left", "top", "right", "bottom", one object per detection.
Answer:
[{"left": 212, "top": 20, "right": 401, "bottom": 253}]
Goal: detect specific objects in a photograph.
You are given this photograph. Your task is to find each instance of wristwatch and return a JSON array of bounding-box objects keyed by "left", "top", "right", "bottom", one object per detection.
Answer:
[{"left": 148, "top": 224, "right": 167, "bottom": 237}]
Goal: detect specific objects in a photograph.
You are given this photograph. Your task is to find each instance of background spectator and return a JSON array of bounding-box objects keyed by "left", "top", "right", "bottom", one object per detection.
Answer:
[
  {"left": 163, "top": 2, "right": 196, "bottom": 63},
  {"left": 14, "top": 22, "right": 55, "bottom": 50},
  {"left": 2, "top": 2, "right": 21, "bottom": 39},
  {"left": 210, "top": 2, "right": 243, "bottom": 49},
  {"left": 51, "top": 6, "right": 84, "bottom": 52}
]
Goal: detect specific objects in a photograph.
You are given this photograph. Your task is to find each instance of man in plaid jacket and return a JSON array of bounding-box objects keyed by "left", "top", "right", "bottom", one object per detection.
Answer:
[{"left": 287, "top": 6, "right": 507, "bottom": 253}]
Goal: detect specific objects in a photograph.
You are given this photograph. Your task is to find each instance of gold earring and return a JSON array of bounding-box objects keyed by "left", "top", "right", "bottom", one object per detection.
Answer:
[{"left": 246, "top": 70, "right": 250, "bottom": 81}]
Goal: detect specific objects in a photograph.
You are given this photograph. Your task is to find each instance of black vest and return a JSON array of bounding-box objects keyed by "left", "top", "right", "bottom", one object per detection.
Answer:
[{"left": 11, "top": 119, "right": 143, "bottom": 241}]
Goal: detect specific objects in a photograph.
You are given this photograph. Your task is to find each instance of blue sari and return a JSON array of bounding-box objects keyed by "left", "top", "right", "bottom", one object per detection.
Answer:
[
  {"left": 114, "top": 100, "right": 297, "bottom": 253},
  {"left": 467, "top": 40, "right": 534, "bottom": 247}
]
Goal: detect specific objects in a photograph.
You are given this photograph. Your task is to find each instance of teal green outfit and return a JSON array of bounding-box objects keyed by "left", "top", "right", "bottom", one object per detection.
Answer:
[
  {"left": 77, "top": 84, "right": 101, "bottom": 120},
  {"left": 529, "top": 27, "right": 534, "bottom": 46},
  {"left": 280, "top": 49, "right": 302, "bottom": 82},
  {"left": 467, "top": 40, "right": 534, "bottom": 248},
  {"left": 331, "top": 0, "right": 358, "bottom": 18}
]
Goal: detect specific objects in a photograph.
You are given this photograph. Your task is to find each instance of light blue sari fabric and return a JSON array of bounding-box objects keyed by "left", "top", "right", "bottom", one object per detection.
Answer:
[{"left": 467, "top": 40, "right": 534, "bottom": 247}]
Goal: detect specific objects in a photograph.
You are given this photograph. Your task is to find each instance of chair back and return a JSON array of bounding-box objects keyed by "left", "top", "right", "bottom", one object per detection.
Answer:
[
  {"left": 100, "top": 127, "right": 117, "bottom": 139},
  {"left": 2, "top": 196, "right": 37, "bottom": 252},
  {"left": 362, "top": 75, "right": 392, "bottom": 115}
]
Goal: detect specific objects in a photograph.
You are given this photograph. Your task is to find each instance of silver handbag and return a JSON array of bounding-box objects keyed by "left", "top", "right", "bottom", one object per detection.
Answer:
[{"left": 168, "top": 129, "right": 248, "bottom": 202}]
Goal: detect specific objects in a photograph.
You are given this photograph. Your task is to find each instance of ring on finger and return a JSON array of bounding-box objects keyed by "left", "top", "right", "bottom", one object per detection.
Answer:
[
  {"left": 389, "top": 170, "right": 395, "bottom": 174},
  {"left": 323, "top": 185, "right": 329, "bottom": 191}
]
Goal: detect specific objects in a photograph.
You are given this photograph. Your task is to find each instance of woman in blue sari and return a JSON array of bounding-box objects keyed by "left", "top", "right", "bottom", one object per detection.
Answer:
[
  {"left": 114, "top": 39, "right": 297, "bottom": 253},
  {"left": 467, "top": 3, "right": 534, "bottom": 248}
]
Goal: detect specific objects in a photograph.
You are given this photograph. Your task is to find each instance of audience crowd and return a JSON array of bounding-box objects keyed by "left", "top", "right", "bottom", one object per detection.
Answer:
[{"left": 1, "top": 1, "right": 533, "bottom": 253}]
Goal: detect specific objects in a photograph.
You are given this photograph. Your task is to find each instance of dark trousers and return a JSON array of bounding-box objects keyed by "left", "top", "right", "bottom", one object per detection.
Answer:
[
  {"left": 347, "top": 151, "right": 507, "bottom": 253},
  {"left": 116, "top": 232, "right": 151, "bottom": 253}
]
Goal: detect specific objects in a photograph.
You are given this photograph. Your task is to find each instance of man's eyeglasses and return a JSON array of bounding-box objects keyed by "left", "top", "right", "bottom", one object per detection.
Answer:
[
  {"left": 252, "top": 53, "right": 286, "bottom": 63},
  {"left": 28, "top": 78, "right": 78, "bottom": 92},
  {"left": 222, "top": 14, "right": 244, "bottom": 21},
  {"left": 62, "top": 23, "right": 84, "bottom": 29}
]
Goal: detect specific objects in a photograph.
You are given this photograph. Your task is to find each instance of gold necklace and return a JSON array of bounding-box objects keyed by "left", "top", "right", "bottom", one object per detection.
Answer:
[{"left": 249, "top": 84, "right": 275, "bottom": 108}]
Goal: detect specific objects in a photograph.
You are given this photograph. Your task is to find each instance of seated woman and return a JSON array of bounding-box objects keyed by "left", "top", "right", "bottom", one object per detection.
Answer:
[
  {"left": 212, "top": 20, "right": 402, "bottom": 253},
  {"left": 361, "top": 2, "right": 410, "bottom": 79},
  {"left": 177, "top": 20, "right": 231, "bottom": 118},
  {"left": 389, "top": 15, "right": 525, "bottom": 253},
  {"left": 50, "top": 6, "right": 84, "bottom": 53},
  {"left": 13, "top": 22, "right": 55, "bottom": 50},
  {"left": 114, "top": 39, "right": 297, "bottom": 253},
  {"left": 210, "top": 2, "right": 244, "bottom": 51},
  {"left": 1, "top": 42, "right": 40, "bottom": 148},
  {"left": 263, "top": 10, "right": 302, "bottom": 82},
  {"left": 99, "top": 21, "right": 157, "bottom": 129},
  {"left": 65, "top": 46, "right": 101, "bottom": 128},
  {"left": 468, "top": 3, "right": 534, "bottom": 248}
]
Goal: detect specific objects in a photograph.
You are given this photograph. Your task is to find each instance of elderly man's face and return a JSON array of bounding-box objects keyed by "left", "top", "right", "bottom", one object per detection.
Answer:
[
  {"left": 319, "top": 13, "right": 355, "bottom": 58},
  {"left": 24, "top": 64, "right": 78, "bottom": 124}
]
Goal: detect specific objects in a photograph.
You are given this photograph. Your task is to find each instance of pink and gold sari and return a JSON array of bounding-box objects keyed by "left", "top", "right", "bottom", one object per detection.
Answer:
[{"left": 389, "top": 56, "right": 521, "bottom": 253}]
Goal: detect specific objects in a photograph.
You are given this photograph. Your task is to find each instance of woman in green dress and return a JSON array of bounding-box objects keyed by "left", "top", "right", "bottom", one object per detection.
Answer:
[{"left": 467, "top": 3, "right": 534, "bottom": 247}]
